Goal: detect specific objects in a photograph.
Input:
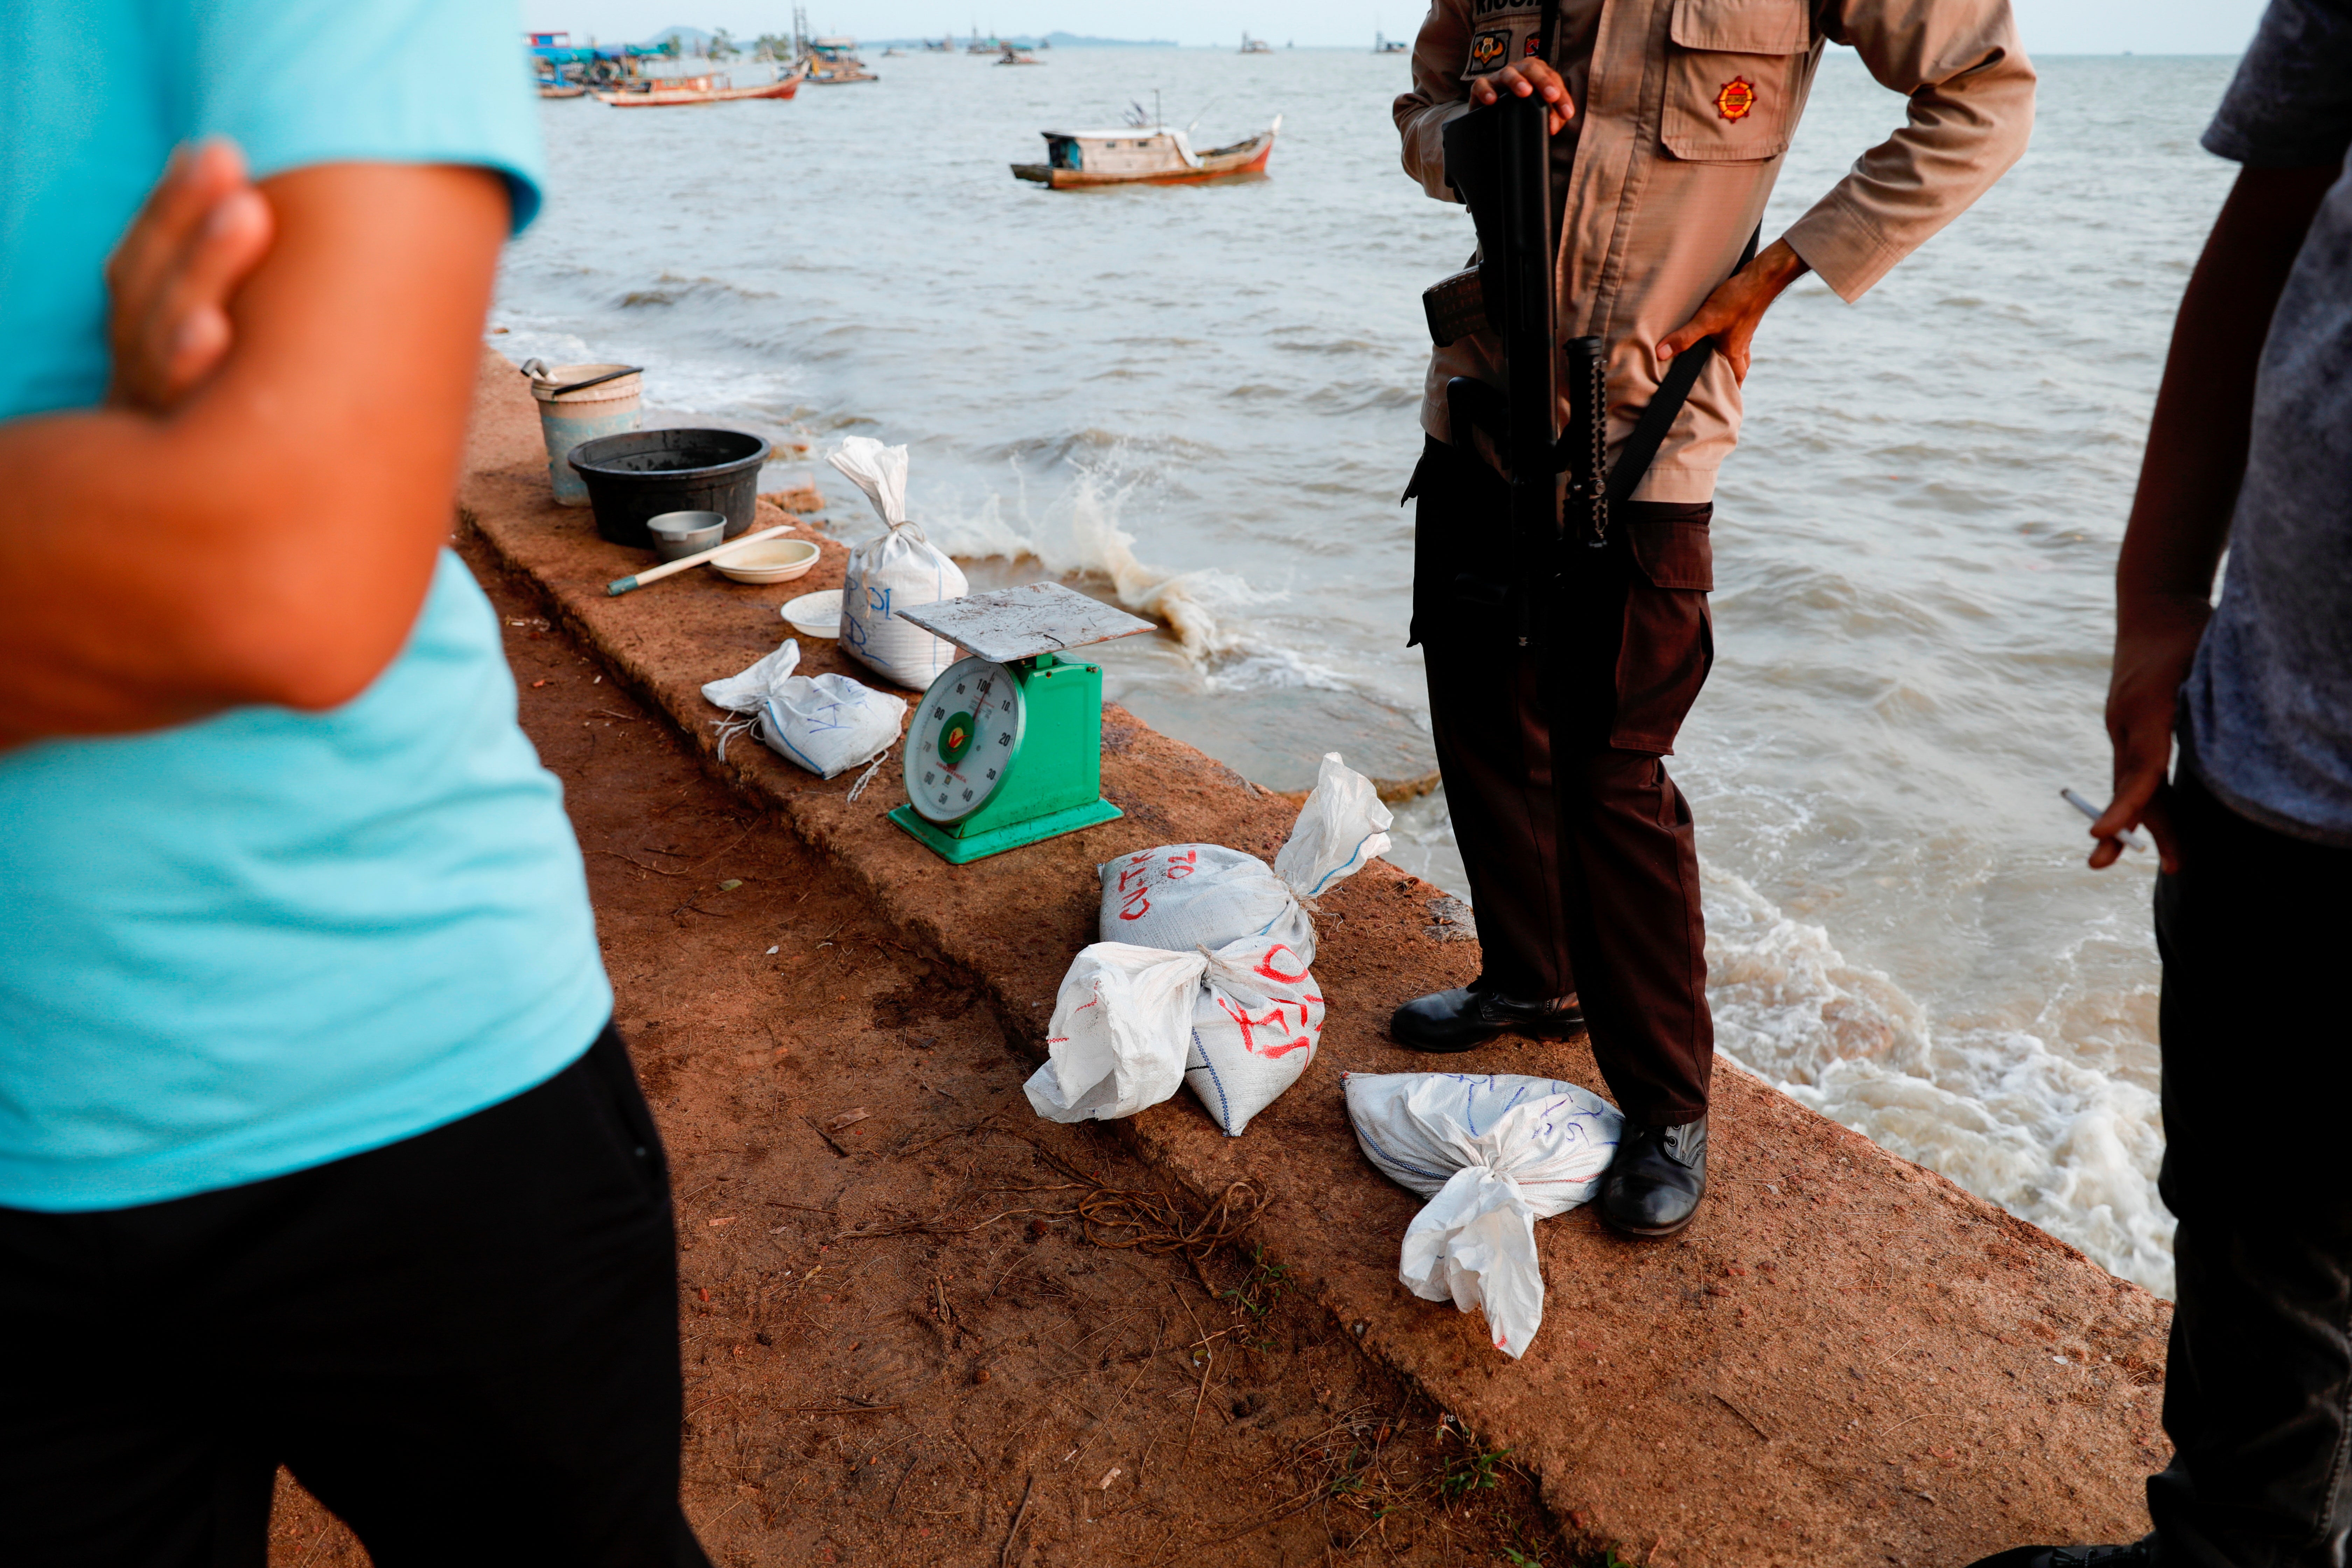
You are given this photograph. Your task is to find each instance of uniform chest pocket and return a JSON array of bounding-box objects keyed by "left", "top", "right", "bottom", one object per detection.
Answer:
[{"left": 1661, "top": 0, "right": 1812, "bottom": 162}]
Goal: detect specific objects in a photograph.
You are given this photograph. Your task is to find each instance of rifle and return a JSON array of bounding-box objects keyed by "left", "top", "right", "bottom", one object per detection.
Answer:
[
  {"left": 1427, "top": 92, "right": 1754, "bottom": 646},
  {"left": 1434, "top": 92, "right": 1604, "bottom": 647}
]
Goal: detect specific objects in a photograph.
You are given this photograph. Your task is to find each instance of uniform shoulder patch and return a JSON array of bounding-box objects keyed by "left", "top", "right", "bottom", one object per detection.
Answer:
[
  {"left": 1468, "top": 28, "right": 1510, "bottom": 73},
  {"left": 1714, "top": 77, "right": 1756, "bottom": 121}
]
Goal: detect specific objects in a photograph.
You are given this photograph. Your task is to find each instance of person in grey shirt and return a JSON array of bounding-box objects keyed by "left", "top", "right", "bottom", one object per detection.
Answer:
[{"left": 1969, "top": 2, "right": 2352, "bottom": 1564}]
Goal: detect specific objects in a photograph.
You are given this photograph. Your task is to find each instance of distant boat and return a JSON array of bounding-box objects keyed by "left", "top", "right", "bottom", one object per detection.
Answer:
[
  {"left": 1374, "top": 31, "right": 1408, "bottom": 53},
  {"left": 1011, "top": 116, "right": 1280, "bottom": 188},
  {"left": 995, "top": 42, "right": 1043, "bottom": 65},
  {"left": 537, "top": 80, "right": 589, "bottom": 98},
  {"left": 1240, "top": 33, "right": 1273, "bottom": 53},
  {"left": 801, "top": 35, "right": 879, "bottom": 83},
  {"left": 594, "top": 69, "right": 804, "bottom": 106}
]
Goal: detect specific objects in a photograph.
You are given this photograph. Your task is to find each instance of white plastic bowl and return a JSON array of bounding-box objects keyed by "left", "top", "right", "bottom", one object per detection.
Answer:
[
  {"left": 712, "top": 538, "right": 820, "bottom": 585},
  {"left": 780, "top": 588, "right": 843, "bottom": 638}
]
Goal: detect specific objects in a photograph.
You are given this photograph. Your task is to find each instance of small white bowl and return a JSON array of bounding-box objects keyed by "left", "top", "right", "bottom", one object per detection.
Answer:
[
  {"left": 781, "top": 588, "right": 843, "bottom": 638},
  {"left": 712, "top": 538, "right": 820, "bottom": 585}
]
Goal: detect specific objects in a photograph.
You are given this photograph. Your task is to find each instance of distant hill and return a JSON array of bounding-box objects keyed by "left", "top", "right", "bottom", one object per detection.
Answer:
[{"left": 642, "top": 24, "right": 714, "bottom": 52}]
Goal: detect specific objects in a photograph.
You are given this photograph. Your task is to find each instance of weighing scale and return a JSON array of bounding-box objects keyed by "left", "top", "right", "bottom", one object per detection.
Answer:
[{"left": 889, "top": 583, "right": 1154, "bottom": 864}]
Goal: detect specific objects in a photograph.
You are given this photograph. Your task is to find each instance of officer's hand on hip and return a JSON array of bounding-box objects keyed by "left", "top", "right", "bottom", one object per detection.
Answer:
[
  {"left": 1467, "top": 60, "right": 1575, "bottom": 136},
  {"left": 1657, "top": 239, "right": 1811, "bottom": 384}
]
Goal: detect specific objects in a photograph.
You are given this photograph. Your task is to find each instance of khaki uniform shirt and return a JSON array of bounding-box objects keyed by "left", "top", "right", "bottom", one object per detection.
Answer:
[{"left": 1398, "top": 0, "right": 2035, "bottom": 502}]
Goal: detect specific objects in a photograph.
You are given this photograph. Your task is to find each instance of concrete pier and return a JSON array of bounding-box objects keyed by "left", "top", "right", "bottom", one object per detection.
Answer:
[{"left": 462, "top": 352, "right": 2169, "bottom": 1566}]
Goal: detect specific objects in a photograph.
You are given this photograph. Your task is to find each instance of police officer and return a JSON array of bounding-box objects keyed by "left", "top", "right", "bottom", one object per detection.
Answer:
[{"left": 1389, "top": 0, "right": 2035, "bottom": 1236}]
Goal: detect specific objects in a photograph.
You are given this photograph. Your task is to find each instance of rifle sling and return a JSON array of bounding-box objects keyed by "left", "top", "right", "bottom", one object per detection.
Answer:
[{"left": 1603, "top": 223, "right": 1760, "bottom": 506}]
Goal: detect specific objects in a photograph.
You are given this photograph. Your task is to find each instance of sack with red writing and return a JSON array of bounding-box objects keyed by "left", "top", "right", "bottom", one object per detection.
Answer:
[
  {"left": 1182, "top": 937, "right": 1324, "bottom": 1136},
  {"left": 1098, "top": 753, "right": 1392, "bottom": 967},
  {"left": 1024, "top": 937, "right": 1325, "bottom": 1137}
]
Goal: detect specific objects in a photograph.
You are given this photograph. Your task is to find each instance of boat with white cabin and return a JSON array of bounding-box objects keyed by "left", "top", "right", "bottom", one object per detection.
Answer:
[{"left": 1011, "top": 115, "right": 1280, "bottom": 189}]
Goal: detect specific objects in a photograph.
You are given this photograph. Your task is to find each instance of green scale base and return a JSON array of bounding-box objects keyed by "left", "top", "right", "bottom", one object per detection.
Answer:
[{"left": 887, "top": 798, "right": 1125, "bottom": 865}]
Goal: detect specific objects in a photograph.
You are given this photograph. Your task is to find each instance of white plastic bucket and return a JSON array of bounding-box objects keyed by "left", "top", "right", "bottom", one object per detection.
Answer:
[{"left": 528, "top": 363, "right": 643, "bottom": 507}]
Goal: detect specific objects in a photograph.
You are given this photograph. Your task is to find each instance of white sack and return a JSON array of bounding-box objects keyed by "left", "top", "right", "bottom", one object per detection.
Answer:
[
  {"left": 701, "top": 638, "right": 803, "bottom": 712},
  {"left": 827, "top": 435, "right": 910, "bottom": 526},
  {"left": 1343, "top": 1072, "right": 1622, "bottom": 1359},
  {"left": 1183, "top": 937, "right": 1323, "bottom": 1136},
  {"left": 1025, "top": 937, "right": 1325, "bottom": 1136},
  {"left": 701, "top": 638, "right": 908, "bottom": 779},
  {"left": 1099, "top": 753, "right": 1393, "bottom": 966},
  {"left": 829, "top": 437, "right": 968, "bottom": 690},
  {"left": 1024, "top": 943, "right": 1204, "bottom": 1123},
  {"left": 1275, "top": 752, "right": 1396, "bottom": 897}
]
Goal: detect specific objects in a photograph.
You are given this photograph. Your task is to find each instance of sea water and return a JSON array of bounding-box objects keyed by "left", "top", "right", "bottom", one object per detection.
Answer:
[{"left": 498, "top": 49, "right": 2244, "bottom": 1297}]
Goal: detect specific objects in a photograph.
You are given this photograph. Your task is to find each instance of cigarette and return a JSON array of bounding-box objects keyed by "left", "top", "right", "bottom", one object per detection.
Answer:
[{"left": 2061, "top": 788, "right": 2150, "bottom": 852}]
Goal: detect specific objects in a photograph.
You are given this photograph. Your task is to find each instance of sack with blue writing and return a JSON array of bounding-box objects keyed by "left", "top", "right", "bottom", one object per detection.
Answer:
[{"left": 830, "top": 437, "right": 967, "bottom": 690}]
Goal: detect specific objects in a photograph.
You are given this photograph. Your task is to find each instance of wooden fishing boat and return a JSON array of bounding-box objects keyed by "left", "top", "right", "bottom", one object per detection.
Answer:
[
  {"left": 537, "top": 81, "right": 589, "bottom": 98},
  {"left": 1011, "top": 117, "right": 1280, "bottom": 189},
  {"left": 801, "top": 36, "right": 879, "bottom": 83},
  {"left": 594, "top": 69, "right": 803, "bottom": 106}
]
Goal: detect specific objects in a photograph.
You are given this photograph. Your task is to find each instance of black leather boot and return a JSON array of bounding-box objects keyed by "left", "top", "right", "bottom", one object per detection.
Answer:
[
  {"left": 1597, "top": 1116, "right": 1708, "bottom": 1237},
  {"left": 1388, "top": 983, "right": 1583, "bottom": 1053},
  {"left": 1961, "top": 1545, "right": 2154, "bottom": 1568}
]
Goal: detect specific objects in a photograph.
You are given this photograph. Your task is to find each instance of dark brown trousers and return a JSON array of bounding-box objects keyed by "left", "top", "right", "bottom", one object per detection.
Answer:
[{"left": 1407, "top": 436, "right": 1715, "bottom": 1127}]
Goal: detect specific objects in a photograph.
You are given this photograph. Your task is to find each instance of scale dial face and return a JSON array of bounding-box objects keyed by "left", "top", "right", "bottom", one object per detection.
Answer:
[{"left": 904, "top": 657, "right": 1026, "bottom": 825}]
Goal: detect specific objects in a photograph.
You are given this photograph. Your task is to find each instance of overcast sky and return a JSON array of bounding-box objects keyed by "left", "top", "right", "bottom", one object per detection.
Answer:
[{"left": 531, "top": 0, "right": 2268, "bottom": 53}]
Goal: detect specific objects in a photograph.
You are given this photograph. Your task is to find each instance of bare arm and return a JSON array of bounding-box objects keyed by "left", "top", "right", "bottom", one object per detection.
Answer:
[
  {"left": 2087, "top": 162, "right": 2339, "bottom": 870},
  {"left": 0, "top": 161, "right": 509, "bottom": 746}
]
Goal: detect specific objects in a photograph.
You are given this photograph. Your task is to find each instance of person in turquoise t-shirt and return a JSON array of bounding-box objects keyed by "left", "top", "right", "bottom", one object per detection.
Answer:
[{"left": 0, "top": 4, "right": 711, "bottom": 1562}]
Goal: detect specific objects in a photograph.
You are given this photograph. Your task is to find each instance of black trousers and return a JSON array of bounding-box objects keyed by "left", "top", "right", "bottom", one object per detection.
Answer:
[
  {"left": 2147, "top": 770, "right": 2352, "bottom": 1568},
  {"left": 1409, "top": 436, "right": 1716, "bottom": 1127},
  {"left": 0, "top": 1024, "right": 712, "bottom": 1568}
]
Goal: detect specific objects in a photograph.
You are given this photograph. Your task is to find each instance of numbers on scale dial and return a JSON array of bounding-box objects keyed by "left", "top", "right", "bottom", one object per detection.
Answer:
[{"left": 906, "top": 657, "right": 1023, "bottom": 825}]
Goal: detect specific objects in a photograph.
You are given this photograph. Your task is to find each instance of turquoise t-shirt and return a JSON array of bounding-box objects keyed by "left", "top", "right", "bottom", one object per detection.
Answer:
[{"left": 0, "top": 0, "right": 612, "bottom": 1210}]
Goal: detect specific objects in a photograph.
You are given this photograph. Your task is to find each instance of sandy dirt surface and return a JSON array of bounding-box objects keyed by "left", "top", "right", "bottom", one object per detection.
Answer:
[{"left": 265, "top": 534, "right": 1571, "bottom": 1567}]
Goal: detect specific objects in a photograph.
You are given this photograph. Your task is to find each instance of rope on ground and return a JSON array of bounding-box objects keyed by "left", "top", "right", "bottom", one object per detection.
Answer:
[
  {"left": 843, "top": 749, "right": 890, "bottom": 804},
  {"left": 1007, "top": 1132, "right": 1270, "bottom": 1261}
]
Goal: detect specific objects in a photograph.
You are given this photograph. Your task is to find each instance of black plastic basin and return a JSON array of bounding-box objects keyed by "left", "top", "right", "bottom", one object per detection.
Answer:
[{"left": 567, "top": 427, "right": 773, "bottom": 550}]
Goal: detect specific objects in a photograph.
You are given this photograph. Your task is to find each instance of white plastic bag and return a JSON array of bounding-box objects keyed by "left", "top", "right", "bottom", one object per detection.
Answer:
[
  {"left": 829, "top": 436, "right": 968, "bottom": 690},
  {"left": 1024, "top": 937, "right": 1324, "bottom": 1136},
  {"left": 1343, "top": 1072, "right": 1623, "bottom": 1359},
  {"left": 1100, "top": 753, "right": 1393, "bottom": 966},
  {"left": 701, "top": 638, "right": 908, "bottom": 779},
  {"left": 1275, "top": 753, "right": 1396, "bottom": 897},
  {"left": 1023, "top": 943, "right": 1203, "bottom": 1124}
]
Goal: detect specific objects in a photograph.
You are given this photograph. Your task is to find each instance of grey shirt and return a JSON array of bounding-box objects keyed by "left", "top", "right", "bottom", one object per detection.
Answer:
[{"left": 2184, "top": 0, "right": 2352, "bottom": 845}]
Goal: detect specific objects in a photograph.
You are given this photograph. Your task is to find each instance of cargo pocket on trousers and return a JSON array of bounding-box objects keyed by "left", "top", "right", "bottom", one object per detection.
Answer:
[
  {"left": 1610, "top": 512, "right": 1715, "bottom": 754},
  {"left": 1660, "top": 0, "right": 1810, "bottom": 163}
]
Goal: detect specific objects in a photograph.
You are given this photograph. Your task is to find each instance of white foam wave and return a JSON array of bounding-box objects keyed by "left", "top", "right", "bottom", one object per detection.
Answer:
[
  {"left": 1200, "top": 646, "right": 1359, "bottom": 696},
  {"left": 1702, "top": 865, "right": 2173, "bottom": 1296},
  {"left": 488, "top": 327, "right": 808, "bottom": 426},
  {"left": 920, "top": 460, "right": 1280, "bottom": 665}
]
